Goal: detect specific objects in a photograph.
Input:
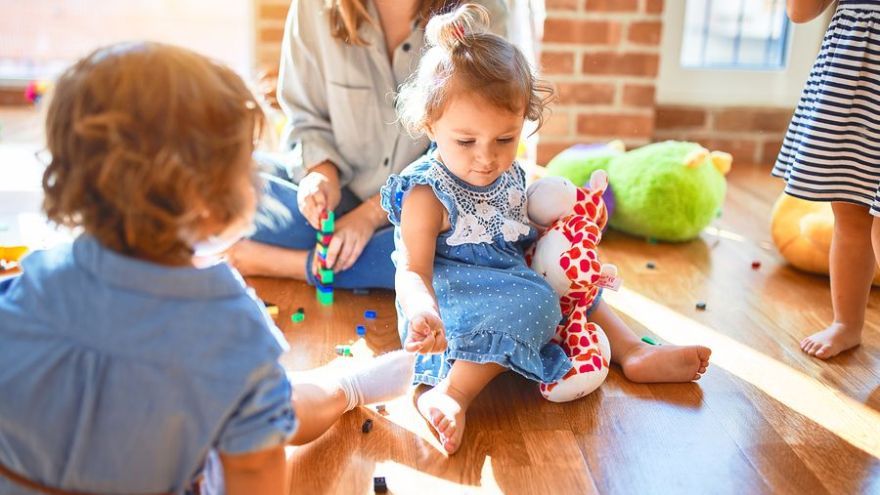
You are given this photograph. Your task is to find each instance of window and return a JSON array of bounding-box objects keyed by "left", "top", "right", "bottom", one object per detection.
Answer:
[
  {"left": 680, "top": 0, "right": 790, "bottom": 70},
  {"left": 657, "top": 0, "right": 832, "bottom": 107},
  {"left": 0, "top": 0, "right": 254, "bottom": 84}
]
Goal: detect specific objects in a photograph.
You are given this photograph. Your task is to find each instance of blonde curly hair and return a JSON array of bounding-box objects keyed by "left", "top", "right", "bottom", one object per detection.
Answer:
[{"left": 42, "top": 42, "right": 264, "bottom": 265}]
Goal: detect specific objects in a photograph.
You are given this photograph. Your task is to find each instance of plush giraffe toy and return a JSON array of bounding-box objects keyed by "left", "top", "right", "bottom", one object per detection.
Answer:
[{"left": 526, "top": 171, "right": 617, "bottom": 403}]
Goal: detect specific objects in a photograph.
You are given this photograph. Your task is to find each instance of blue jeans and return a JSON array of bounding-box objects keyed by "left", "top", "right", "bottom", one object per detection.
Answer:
[{"left": 250, "top": 173, "right": 396, "bottom": 290}]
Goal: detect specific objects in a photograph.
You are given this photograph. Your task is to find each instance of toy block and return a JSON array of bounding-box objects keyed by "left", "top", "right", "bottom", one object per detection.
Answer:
[
  {"left": 361, "top": 419, "right": 373, "bottom": 433},
  {"left": 364, "top": 310, "right": 377, "bottom": 319},
  {"left": 319, "top": 268, "right": 334, "bottom": 284},
  {"left": 641, "top": 336, "right": 658, "bottom": 346},
  {"left": 317, "top": 289, "right": 334, "bottom": 305},
  {"left": 335, "top": 344, "right": 352, "bottom": 356},
  {"left": 320, "top": 210, "right": 335, "bottom": 233},
  {"left": 356, "top": 325, "right": 366, "bottom": 336},
  {"left": 316, "top": 232, "right": 333, "bottom": 245},
  {"left": 374, "top": 477, "right": 388, "bottom": 493}
]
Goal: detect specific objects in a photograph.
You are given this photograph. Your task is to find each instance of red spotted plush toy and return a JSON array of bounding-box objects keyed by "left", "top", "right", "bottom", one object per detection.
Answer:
[{"left": 526, "top": 171, "right": 618, "bottom": 403}]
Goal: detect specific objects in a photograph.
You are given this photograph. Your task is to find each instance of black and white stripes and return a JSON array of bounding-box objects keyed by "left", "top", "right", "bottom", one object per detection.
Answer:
[{"left": 773, "top": 0, "right": 880, "bottom": 216}]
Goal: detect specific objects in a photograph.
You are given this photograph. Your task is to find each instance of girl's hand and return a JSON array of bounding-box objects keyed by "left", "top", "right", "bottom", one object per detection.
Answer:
[
  {"left": 298, "top": 167, "right": 341, "bottom": 229},
  {"left": 405, "top": 311, "right": 447, "bottom": 354}
]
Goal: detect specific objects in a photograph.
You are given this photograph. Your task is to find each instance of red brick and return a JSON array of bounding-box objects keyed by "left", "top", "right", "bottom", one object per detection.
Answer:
[
  {"left": 655, "top": 106, "right": 707, "bottom": 129},
  {"left": 760, "top": 139, "right": 784, "bottom": 166},
  {"left": 577, "top": 113, "right": 655, "bottom": 138},
  {"left": 554, "top": 82, "right": 616, "bottom": 105},
  {"left": 258, "top": 4, "right": 290, "bottom": 21},
  {"left": 644, "top": 0, "right": 664, "bottom": 14},
  {"left": 628, "top": 21, "right": 663, "bottom": 45},
  {"left": 586, "top": 0, "right": 638, "bottom": 12},
  {"left": 540, "top": 112, "right": 573, "bottom": 137},
  {"left": 540, "top": 51, "right": 575, "bottom": 75},
  {"left": 713, "top": 107, "right": 793, "bottom": 133},
  {"left": 259, "top": 26, "right": 285, "bottom": 43},
  {"left": 582, "top": 52, "right": 659, "bottom": 76},
  {"left": 546, "top": 0, "right": 579, "bottom": 10},
  {"left": 543, "top": 19, "right": 622, "bottom": 45},
  {"left": 537, "top": 141, "right": 578, "bottom": 165},
  {"left": 622, "top": 84, "right": 656, "bottom": 107}
]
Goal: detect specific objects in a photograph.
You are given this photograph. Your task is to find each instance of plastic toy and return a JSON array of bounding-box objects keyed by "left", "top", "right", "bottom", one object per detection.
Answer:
[
  {"left": 361, "top": 419, "right": 373, "bottom": 433},
  {"left": 24, "top": 80, "right": 50, "bottom": 104},
  {"left": 315, "top": 210, "right": 336, "bottom": 305},
  {"left": 696, "top": 302, "right": 707, "bottom": 311},
  {"left": 545, "top": 141, "right": 733, "bottom": 242},
  {"left": 356, "top": 325, "right": 366, "bottom": 336},
  {"left": 641, "top": 336, "right": 658, "bottom": 345},
  {"left": 771, "top": 193, "right": 880, "bottom": 285},
  {"left": 526, "top": 171, "right": 615, "bottom": 403},
  {"left": 374, "top": 477, "right": 388, "bottom": 493}
]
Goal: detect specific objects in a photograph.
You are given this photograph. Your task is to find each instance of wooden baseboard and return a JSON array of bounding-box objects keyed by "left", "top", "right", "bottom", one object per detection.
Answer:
[{"left": 0, "top": 86, "right": 28, "bottom": 106}]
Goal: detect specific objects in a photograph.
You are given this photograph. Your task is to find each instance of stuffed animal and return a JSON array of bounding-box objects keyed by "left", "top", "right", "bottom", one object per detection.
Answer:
[
  {"left": 545, "top": 140, "right": 732, "bottom": 242},
  {"left": 771, "top": 193, "right": 880, "bottom": 285},
  {"left": 526, "top": 171, "right": 615, "bottom": 403}
]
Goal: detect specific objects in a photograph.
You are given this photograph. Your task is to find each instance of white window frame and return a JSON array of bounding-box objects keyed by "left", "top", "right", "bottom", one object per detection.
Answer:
[{"left": 656, "top": 1, "right": 833, "bottom": 107}]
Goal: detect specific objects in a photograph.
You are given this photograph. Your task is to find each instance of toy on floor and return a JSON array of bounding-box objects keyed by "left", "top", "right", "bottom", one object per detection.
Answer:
[
  {"left": 0, "top": 246, "right": 28, "bottom": 273},
  {"left": 315, "top": 210, "right": 335, "bottom": 305},
  {"left": 361, "top": 419, "right": 373, "bottom": 433},
  {"left": 771, "top": 193, "right": 880, "bottom": 285},
  {"left": 24, "top": 80, "right": 50, "bottom": 104},
  {"left": 526, "top": 171, "right": 615, "bottom": 403},
  {"left": 262, "top": 301, "right": 279, "bottom": 317},
  {"left": 291, "top": 307, "right": 305, "bottom": 323},
  {"left": 544, "top": 140, "right": 732, "bottom": 242}
]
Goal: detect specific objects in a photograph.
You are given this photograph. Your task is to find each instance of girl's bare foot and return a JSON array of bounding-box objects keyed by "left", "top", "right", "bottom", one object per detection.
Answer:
[
  {"left": 619, "top": 343, "right": 711, "bottom": 383},
  {"left": 800, "top": 323, "right": 861, "bottom": 359},
  {"left": 416, "top": 381, "right": 469, "bottom": 454}
]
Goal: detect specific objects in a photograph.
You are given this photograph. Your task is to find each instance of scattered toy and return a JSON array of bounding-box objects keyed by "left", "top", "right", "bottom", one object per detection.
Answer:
[
  {"left": 641, "top": 336, "right": 658, "bottom": 345},
  {"left": 356, "top": 325, "right": 366, "bottom": 337},
  {"left": 365, "top": 310, "right": 377, "bottom": 319},
  {"left": 751, "top": 260, "right": 761, "bottom": 270},
  {"left": 335, "top": 344, "right": 352, "bottom": 356},
  {"left": 362, "top": 419, "right": 373, "bottom": 433},
  {"left": 376, "top": 404, "right": 386, "bottom": 414},
  {"left": 374, "top": 476, "right": 388, "bottom": 493},
  {"left": 646, "top": 261, "right": 656, "bottom": 270},
  {"left": 696, "top": 301, "right": 707, "bottom": 311}
]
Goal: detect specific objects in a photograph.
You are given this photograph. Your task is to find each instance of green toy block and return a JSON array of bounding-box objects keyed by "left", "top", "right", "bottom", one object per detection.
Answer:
[
  {"left": 335, "top": 344, "right": 352, "bottom": 356},
  {"left": 641, "top": 336, "right": 658, "bottom": 346},
  {"left": 291, "top": 312, "right": 305, "bottom": 323},
  {"left": 317, "top": 288, "right": 334, "bottom": 305},
  {"left": 319, "top": 268, "right": 334, "bottom": 284},
  {"left": 320, "top": 210, "right": 335, "bottom": 233}
]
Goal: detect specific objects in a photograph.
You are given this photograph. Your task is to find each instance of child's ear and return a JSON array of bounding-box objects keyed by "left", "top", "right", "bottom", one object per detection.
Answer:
[{"left": 424, "top": 124, "right": 435, "bottom": 141}]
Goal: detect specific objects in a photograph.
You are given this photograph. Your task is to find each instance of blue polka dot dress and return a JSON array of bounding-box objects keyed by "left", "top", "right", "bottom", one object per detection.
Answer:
[{"left": 380, "top": 150, "right": 570, "bottom": 386}]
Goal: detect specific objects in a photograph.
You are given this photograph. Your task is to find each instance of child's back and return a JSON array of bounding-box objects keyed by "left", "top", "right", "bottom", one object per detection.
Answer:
[
  {"left": 0, "top": 236, "right": 292, "bottom": 493},
  {"left": 0, "top": 41, "right": 295, "bottom": 494}
]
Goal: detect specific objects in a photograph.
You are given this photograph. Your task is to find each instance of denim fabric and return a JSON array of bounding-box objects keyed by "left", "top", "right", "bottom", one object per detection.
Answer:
[
  {"left": 381, "top": 151, "right": 570, "bottom": 386},
  {"left": 0, "top": 236, "right": 295, "bottom": 494}
]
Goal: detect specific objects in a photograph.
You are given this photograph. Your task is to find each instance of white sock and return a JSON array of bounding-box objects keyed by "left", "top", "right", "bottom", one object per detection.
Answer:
[{"left": 338, "top": 350, "right": 416, "bottom": 412}]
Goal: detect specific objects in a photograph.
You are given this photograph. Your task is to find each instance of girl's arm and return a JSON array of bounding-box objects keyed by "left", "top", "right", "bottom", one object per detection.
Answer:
[
  {"left": 397, "top": 185, "right": 449, "bottom": 354},
  {"left": 221, "top": 446, "right": 286, "bottom": 495},
  {"left": 786, "top": 0, "right": 835, "bottom": 23}
]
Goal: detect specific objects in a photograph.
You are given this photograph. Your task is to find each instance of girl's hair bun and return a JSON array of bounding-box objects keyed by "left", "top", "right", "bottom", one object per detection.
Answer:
[{"left": 425, "top": 3, "right": 491, "bottom": 52}]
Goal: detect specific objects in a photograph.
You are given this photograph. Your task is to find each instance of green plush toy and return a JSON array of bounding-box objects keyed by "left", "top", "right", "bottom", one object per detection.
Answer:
[{"left": 545, "top": 140, "right": 732, "bottom": 242}]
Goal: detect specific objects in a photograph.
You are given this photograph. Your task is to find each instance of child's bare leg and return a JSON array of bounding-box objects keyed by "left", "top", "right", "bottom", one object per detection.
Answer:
[
  {"left": 590, "top": 300, "right": 711, "bottom": 383},
  {"left": 417, "top": 360, "right": 504, "bottom": 454},
  {"left": 228, "top": 239, "right": 309, "bottom": 279},
  {"left": 801, "top": 202, "right": 874, "bottom": 359},
  {"left": 289, "top": 351, "right": 415, "bottom": 445}
]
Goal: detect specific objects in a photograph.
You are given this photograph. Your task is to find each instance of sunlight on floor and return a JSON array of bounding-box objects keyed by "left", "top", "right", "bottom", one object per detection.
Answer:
[
  {"left": 604, "top": 287, "right": 880, "bottom": 460},
  {"left": 704, "top": 226, "right": 749, "bottom": 243}
]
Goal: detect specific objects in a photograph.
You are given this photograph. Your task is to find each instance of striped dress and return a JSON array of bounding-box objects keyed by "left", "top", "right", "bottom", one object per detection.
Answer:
[{"left": 773, "top": 0, "right": 880, "bottom": 216}]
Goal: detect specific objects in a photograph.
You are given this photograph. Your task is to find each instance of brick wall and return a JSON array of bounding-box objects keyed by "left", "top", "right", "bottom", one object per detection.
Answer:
[
  {"left": 654, "top": 105, "right": 793, "bottom": 166},
  {"left": 254, "top": 0, "right": 289, "bottom": 74},
  {"left": 537, "top": 0, "right": 664, "bottom": 164}
]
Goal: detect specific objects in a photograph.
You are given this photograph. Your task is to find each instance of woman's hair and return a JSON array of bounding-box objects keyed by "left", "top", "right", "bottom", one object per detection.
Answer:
[
  {"left": 42, "top": 42, "right": 265, "bottom": 265},
  {"left": 326, "top": 0, "right": 458, "bottom": 45},
  {"left": 395, "top": 3, "right": 554, "bottom": 137}
]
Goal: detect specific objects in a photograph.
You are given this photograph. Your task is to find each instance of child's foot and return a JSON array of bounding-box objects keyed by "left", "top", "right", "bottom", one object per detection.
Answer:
[
  {"left": 619, "top": 343, "right": 711, "bottom": 383},
  {"left": 337, "top": 351, "right": 416, "bottom": 411},
  {"left": 800, "top": 323, "right": 861, "bottom": 359},
  {"left": 417, "top": 381, "right": 469, "bottom": 454}
]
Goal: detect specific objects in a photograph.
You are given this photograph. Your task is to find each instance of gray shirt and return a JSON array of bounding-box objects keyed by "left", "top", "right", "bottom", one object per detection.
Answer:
[{"left": 278, "top": 0, "right": 508, "bottom": 200}]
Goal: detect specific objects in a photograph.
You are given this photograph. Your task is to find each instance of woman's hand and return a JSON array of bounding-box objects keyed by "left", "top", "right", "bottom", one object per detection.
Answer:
[
  {"left": 298, "top": 163, "right": 341, "bottom": 229},
  {"left": 314, "top": 195, "right": 388, "bottom": 273},
  {"left": 405, "top": 311, "right": 447, "bottom": 354}
]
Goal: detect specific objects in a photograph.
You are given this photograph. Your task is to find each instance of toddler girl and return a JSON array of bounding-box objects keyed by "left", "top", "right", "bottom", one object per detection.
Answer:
[
  {"left": 382, "top": 4, "right": 710, "bottom": 455},
  {"left": 774, "top": 0, "right": 880, "bottom": 359},
  {"left": 0, "top": 42, "right": 413, "bottom": 494}
]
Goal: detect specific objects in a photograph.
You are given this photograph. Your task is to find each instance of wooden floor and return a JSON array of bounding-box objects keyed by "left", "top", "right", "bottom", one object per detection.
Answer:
[{"left": 247, "top": 165, "right": 880, "bottom": 495}]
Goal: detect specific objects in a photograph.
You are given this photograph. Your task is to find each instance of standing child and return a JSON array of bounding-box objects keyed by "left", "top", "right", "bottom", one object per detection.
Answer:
[
  {"left": 382, "top": 4, "right": 711, "bottom": 455},
  {"left": 0, "top": 42, "right": 413, "bottom": 494},
  {"left": 774, "top": 0, "right": 880, "bottom": 359}
]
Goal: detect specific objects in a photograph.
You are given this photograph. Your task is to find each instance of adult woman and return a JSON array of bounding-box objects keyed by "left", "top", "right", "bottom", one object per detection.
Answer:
[{"left": 231, "top": 0, "right": 507, "bottom": 289}]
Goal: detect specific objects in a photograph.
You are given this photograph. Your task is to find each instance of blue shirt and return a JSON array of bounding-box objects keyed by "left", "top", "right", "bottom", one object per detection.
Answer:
[{"left": 0, "top": 236, "right": 296, "bottom": 494}]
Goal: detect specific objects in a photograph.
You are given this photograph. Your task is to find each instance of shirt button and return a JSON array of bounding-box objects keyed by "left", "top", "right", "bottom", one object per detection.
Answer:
[{"left": 402, "top": 43, "right": 411, "bottom": 52}]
